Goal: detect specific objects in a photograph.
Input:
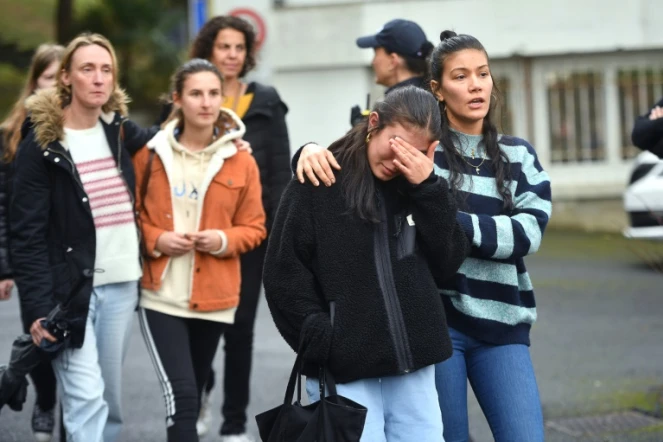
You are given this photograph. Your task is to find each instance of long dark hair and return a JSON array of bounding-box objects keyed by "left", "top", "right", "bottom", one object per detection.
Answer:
[
  {"left": 388, "top": 41, "right": 435, "bottom": 80},
  {"left": 329, "top": 85, "right": 442, "bottom": 223},
  {"left": 429, "top": 30, "right": 514, "bottom": 211}
]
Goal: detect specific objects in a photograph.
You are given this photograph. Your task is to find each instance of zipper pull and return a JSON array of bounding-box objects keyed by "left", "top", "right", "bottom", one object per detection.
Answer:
[{"left": 394, "top": 216, "right": 403, "bottom": 237}]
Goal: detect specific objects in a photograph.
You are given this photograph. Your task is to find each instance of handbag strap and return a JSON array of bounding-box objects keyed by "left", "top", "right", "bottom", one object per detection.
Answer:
[
  {"left": 284, "top": 350, "right": 304, "bottom": 405},
  {"left": 319, "top": 301, "right": 338, "bottom": 397},
  {"left": 285, "top": 301, "right": 338, "bottom": 404}
]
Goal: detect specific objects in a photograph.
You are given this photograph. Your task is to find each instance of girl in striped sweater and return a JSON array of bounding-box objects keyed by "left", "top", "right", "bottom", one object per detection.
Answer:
[
  {"left": 294, "top": 29, "right": 551, "bottom": 442},
  {"left": 427, "top": 30, "right": 551, "bottom": 442}
]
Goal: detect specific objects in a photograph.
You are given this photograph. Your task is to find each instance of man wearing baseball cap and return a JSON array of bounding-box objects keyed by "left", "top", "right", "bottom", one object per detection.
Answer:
[{"left": 349, "top": 19, "right": 433, "bottom": 125}]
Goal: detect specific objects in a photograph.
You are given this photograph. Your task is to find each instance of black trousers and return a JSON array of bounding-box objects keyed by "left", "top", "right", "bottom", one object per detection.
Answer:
[
  {"left": 140, "top": 308, "right": 226, "bottom": 442},
  {"left": 205, "top": 241, "right": 266, "bottom": 436}
]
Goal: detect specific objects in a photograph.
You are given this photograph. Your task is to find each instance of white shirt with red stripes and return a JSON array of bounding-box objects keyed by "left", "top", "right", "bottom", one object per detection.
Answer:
[{"left": 64, "top": 122, "right": 142, "bottom": 287}]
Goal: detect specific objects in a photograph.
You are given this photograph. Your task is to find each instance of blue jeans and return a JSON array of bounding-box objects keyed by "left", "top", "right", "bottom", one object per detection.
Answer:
[
  {"left": 435, "top": 327, "right": 544, "bottom": 442},
  {"left": 52, "top": 281, "right": 138, "bottom": 442},
  {"left": 307, "top": 365, "right": 443, "bottom": 442}
]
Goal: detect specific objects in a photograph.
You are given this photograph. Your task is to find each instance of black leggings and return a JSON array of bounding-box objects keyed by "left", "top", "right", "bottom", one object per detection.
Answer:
[
  {"left": 139, "top": 308, "right": 226, "bottom": 442},
  {"left": 205, "top": 241, "right": 266, "bottom": 435}
]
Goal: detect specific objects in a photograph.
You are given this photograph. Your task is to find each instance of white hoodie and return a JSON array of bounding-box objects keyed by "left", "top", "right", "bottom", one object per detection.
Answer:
[{"left": 140, "top": 112, "right": 246, "bottom": 323}]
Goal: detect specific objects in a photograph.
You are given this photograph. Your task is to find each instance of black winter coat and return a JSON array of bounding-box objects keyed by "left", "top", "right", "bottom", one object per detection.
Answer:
[
  {"left": 631, "top": 97, "right": 663, "bottom": 158},
  {"left": 0, "top": 133, "right": 12, "bottom": 280},
  {"left": 0, "top": 119, "right": 37, "bottom": 280},
  {"left": 263, "top": 172, "right": 470, "bottom": 384},
  {"left": 242, "top": 82, "right": 291, "bottom": 230},
  {"left": 384, "top": 76, "right": 427, "bottom": 95},
  {"left": 10, "top": 89, "right": 156, "bottom": 347}
]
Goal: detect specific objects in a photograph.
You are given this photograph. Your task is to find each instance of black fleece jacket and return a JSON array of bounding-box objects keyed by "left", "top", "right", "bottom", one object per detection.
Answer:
[
  {"left": 631, "top": 97, "right": 663, "bottom": 158},
  {"left": 263, "top": 171, "right": 469, "bottom": 384}
]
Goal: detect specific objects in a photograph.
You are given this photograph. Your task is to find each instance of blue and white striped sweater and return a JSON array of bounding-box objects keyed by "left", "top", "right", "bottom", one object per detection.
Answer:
[{"left": 433, "top": 130, "right": 552, "bottom": 346}]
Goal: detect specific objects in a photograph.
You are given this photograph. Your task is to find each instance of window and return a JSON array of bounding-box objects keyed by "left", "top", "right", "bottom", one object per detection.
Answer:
[
  {"left": 493, "top": 76, "right": 513, "bottom": 136},
  {"left": 546, "top": 71, "right": 605, "bottom": 163},
  {"left": 618, "top": 68, "right": 663, "bottom": 159}
]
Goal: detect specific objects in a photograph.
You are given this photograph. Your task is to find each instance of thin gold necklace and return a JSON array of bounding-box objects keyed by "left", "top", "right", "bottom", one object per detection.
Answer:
[{"left": 461, "top": 147, "right": 487, "bottom": 175}]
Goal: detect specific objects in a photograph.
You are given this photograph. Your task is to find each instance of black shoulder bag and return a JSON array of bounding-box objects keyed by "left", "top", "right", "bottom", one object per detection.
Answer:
[{"left": 255, "top": 302, "right": 367, "bottom": 441}]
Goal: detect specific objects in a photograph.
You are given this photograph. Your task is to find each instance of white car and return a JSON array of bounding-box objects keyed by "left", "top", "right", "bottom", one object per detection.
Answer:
[{"left": 623, "top": 151, "right": 663, "bottom": 240}]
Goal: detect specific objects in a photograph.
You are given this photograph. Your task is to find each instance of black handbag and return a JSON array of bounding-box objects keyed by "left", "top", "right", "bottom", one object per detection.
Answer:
[{"left": 255, "top": 303, "right": 367, "bottom": 441}]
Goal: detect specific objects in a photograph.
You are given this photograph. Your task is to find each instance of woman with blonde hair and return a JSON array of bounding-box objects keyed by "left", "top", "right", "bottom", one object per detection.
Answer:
[
  {"left": 0, "top": 42, "right": 64, "bottom": 442},
  {"left": 10, "top": 33, "right": 156, "bottom": 442}
]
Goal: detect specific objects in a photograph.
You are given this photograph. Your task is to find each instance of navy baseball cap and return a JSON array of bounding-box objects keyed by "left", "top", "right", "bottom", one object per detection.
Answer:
[{"left": 356, "top": 19, "right": 429, "bottom": 59}]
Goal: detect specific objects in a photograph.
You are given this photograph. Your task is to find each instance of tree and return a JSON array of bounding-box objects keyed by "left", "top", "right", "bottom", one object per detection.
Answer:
[{"left": 71, "top": 0, "right": 187, "bottom": 110}]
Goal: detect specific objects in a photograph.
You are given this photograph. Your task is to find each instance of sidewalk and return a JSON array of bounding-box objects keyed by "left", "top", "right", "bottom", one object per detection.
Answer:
[{"left": 468, "top": 230, "right": 663, "bottom": 441}]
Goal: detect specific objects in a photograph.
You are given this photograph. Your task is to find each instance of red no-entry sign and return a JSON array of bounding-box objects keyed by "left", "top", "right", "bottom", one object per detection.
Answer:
[{"left": 229, "top": 8, "right": 267, "bottom": 49}]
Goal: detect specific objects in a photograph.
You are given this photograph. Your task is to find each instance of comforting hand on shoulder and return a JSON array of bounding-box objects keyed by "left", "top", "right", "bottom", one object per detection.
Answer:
[
  {"left": 649, "top": 106, "right": 663, "bottom": 121},
  {"left": 233, "top": 138, "right": 252, "bottom": 154},
  {"left": 296, "top": 143, "right": 341, "bottom": 187}
]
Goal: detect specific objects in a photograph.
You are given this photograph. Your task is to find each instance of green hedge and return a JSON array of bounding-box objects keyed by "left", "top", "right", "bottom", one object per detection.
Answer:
[{"left": 0, "top": 63, "right": 28, "bottom": 121}]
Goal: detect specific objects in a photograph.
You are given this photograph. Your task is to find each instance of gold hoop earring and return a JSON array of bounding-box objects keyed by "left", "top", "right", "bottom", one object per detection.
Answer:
[{"left": 365, "top": 132, "right": 372, "bottom": 144}]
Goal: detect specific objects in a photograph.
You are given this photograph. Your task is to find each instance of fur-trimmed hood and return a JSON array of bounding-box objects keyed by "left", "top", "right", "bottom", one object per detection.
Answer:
[{"left": 24, "top": 87, "right": 130, "bottom": 149}]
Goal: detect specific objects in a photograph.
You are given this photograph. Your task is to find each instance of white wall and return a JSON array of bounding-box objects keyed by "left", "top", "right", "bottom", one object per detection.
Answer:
[
  {"left": 211, "top": 0, "right": 663, "bottom": 152},
  {"left": 209, "top": 0, "right": 663, "bottom": 199},
  {"left": 274, "top": 67, "right": 374, "bottom": 150},
  {"left": 271, "top": 0, "right": 663, "bottom": 69}
]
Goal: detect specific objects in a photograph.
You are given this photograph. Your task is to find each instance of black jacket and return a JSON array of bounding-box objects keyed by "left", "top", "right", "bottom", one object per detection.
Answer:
[
  {"left": 384, "top": 76, "right": 427, "bottom": 95},
  {"left": 631, "top": 97, "right": 663, "bottom": 158},
  {"left": 9, "top": 89, "right": 156, "bottom": 347},
  {"left": 157, "top": 82, "right": 291, "bottom": 230},
  {"left": 0, "top": 133, "right": 12, "bottom": 280},
  {"left": 263, "top": 172, "right": 470, "bottom": 384},
  {"left": 242, "top": 82, "right": 291, "bottom": 230},
  {"left": 0, "top": 119, "right": 37, "bottom": 280}
]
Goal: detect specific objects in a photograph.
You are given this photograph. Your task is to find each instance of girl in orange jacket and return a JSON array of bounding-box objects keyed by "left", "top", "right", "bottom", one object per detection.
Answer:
[{"left": 133, "top": 58, "right": 266, "bottom": 441}]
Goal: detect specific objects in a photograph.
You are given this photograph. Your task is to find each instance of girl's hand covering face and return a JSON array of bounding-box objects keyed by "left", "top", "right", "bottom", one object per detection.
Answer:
[{"left": 390, "top": 137, "right": 438, "bottom": 185}]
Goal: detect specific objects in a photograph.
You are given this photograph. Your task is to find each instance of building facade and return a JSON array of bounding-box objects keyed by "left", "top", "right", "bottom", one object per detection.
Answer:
[{"left": 211, "top": 0, "right": 663, "bottom": 200}]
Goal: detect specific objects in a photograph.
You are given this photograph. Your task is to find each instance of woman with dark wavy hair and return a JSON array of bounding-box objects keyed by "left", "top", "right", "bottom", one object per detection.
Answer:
[
  {"left": 188, "top": 15, "right": 291, "bottom": 442},
  {"left": 293, "top": 30, "right": 552, "bottom": 442}
]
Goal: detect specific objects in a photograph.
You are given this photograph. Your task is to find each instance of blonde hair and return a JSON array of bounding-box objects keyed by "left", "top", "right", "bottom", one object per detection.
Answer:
[
  {"left": 57, "top": 33, "right": 128, "bottom": 116},
  {"left": 1, "top": 43, "right": 64, "bottom": 162}
]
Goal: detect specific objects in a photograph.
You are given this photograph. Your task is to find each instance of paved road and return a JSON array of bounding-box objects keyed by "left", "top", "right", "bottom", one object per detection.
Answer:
[{"left": 0, "top": 230, "right": 662, "bottom": 441}]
